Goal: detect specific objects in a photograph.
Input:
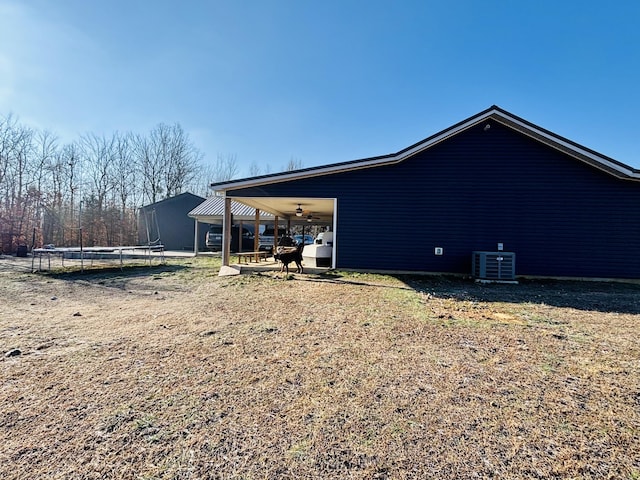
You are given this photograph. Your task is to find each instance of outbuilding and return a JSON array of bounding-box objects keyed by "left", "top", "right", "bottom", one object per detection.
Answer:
[
  {"left": 138, "top": 192, "right": 206, "bottom": 251},
  {"left": 211, "top": 106, "right": 640, "bottom": 280}
]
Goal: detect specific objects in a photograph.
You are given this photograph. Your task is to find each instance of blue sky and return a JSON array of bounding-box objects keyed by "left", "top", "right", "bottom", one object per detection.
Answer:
[{"left": 1, "top": 0, "right": 639, "bottom": 176}]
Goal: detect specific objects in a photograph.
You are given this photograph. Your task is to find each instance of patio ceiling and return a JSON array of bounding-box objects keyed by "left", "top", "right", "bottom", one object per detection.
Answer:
[{"left": 231, "top": 196, "right": 334, "bottom": 224}]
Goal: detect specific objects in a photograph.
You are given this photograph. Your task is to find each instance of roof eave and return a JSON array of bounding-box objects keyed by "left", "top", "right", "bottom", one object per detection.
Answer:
[
  {"left": 488, "top": 110, "right": 640, "bottom": 180},
  {"left": 211, "top": 106, "right": 640, "bottom": 193}
]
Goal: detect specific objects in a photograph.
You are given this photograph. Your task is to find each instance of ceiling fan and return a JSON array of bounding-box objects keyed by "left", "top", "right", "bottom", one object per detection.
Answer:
[{"left": 295, "top": 203, "right": 321, "bottom": 221}]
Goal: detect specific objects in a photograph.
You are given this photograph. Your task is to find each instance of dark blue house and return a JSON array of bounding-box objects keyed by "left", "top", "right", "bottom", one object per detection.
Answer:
[{"left": 211, "top": 106, "right": 640, "bottom": 280}]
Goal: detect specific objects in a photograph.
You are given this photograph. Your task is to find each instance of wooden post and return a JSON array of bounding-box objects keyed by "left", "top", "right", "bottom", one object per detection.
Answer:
[
  {"left": 254, "top": 209, "right": 260, "bottom": 251},
  {"left": 193, "top": 220, "right": 199, "bottom": 255},
  {"left": 274, "top": 216, "right": 279, "bottom": 253},
  {"left": 222, "top": 197, "right": 232, "bottom": 266}
]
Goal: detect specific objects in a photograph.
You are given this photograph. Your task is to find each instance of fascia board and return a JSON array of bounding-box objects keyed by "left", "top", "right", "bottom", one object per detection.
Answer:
[
  {"left": 211, "top": 115, "right": 486, "bottom": 194},
  {"left": 490, "top": 111, "right": 640, "bottom": 180},
  {"left": 212, "top": 108, "right": 639, "bottom": 194}
]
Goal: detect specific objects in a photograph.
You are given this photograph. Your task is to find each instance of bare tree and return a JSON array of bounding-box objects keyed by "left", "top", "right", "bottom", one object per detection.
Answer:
[
  {"left": 79, "top": 132, "right": 116, "bottom": 245},
  {"left": 43, "top": 145, "right": 68, "bottom": 245},
  {"left": 0, "top": 113, "right": 210, "bottom": 249},
  {"left": 112, "top": 132, "right": 138, "bottom": 244},
  {"left": 31, "top": 130, "right": 58, "bottom": 246},
  {"left": 248, "top": 161, "right": 262, "bottom": 177},
  {"left": 188, "top": 163, "right": 216, "bottom": 198},
  {"left": 163, "top": 123, "right": 203, "bottom": 197},
  {"left": 187, "top": 153, "right": 239, "bottom": 197},
  {"left": 213, "top": 153, "right": 239, "bottom": 182},
  {"left": 134, "top": 133, "right": 163, "bottom": 205},
  {"left": 61, "top": 142, "right": 82, "bottom": 245},
  {"left": 284, "top": 157, "right": 304, "bottom": 172},
  {"left": 0, "top": 114, "right": 17, "bottom": 205},
  {"left": 134, "top": 123, "right": 203, "bottom": 204},
  {"left": 0, "top": 119, "right": 35, "bottom": 250}
]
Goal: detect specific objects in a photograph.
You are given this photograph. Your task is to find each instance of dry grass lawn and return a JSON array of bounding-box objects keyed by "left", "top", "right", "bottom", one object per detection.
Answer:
[{"left": 0, "top": 255, "right": 639, "bottom": 479}]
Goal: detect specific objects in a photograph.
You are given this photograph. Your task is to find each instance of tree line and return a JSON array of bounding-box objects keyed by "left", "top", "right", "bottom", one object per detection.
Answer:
[{"left": 0, "top": 114, "right": 240, "bottom": 253}]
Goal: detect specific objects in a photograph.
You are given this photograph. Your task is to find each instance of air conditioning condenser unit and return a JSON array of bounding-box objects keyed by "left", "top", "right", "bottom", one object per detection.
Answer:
[{"left": 472, "top": 251, "right": 516, "bottom": 281}]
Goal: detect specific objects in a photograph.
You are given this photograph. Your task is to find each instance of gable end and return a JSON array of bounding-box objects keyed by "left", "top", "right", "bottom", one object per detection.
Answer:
[{"left": 211, "top": 106, "right": 640, "bottom": 193}]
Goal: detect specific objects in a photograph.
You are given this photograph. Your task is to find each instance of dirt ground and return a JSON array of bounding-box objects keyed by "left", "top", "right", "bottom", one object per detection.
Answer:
[{"left": 0, "top": 254, "right": 639, "bottom": 479}]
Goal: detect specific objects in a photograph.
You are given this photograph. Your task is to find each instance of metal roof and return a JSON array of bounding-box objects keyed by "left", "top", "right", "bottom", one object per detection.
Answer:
[
  {"left": 228, "top": 197, "right": 335, "bottom": 224},
  {"left": 210, "top": 105, "right": 640, "bottom": 194},
  {"left": 188, "top": 196, "right": 274, "bottom": 222}
]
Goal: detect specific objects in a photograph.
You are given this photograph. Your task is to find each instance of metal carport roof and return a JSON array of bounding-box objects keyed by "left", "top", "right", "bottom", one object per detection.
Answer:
[{"left": 188, "top": 196, "right": 274, "bottom": 223}]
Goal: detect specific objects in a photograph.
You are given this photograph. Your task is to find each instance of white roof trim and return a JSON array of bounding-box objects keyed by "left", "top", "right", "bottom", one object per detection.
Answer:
[
  {"left": 212, "top": 107, "right": 639, "bottom": 192},
  {"left": 490, "top": 111, "right": 639, "bottom": 179}
]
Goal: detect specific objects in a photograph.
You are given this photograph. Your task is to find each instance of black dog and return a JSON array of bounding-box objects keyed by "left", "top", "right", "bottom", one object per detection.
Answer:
[{"left": 274, "top": 243, "right": 304, "bottom": 274}]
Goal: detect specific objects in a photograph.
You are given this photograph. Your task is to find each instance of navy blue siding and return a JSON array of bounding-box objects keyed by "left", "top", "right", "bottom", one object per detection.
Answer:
[{"left": 229, "top": 122, "right": 640, "bottom": 279}]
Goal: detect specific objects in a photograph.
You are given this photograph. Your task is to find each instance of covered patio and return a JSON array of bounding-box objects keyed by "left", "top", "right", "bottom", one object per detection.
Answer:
[
  {"left": 188, "top": 197, "right": 275, "bottom": 254},
  {"left": 190, "top": 195, "right": 336, "bottom": 273},
  {"left": 218, "top": 197, "right": 334, "bottom": 270}
]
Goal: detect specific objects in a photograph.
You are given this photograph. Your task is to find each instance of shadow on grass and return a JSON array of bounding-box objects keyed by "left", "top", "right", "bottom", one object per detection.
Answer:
[
  {"left": 38, "top": 263, "right": 188, "bottom": 287},
  {"left": 35, "top": 262, "right": 640, "bottom": 315},
  {"left": 304, "top": 271, "right": 640, "bottom": 315},
  {"left": 401, "top": 275, "right": 640, "bottom": 315}
]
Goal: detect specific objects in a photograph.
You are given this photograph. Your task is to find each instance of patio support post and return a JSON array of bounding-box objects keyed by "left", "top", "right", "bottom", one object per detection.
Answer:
[
  {"left": 193, "top": 220, "right": 199, "bottom": 255},
  {"left": 222, "top": 197, "right": 232, "bottom": 266},
  {"left": 254, "top": 209, "right": 260, "bottom": 251}
]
